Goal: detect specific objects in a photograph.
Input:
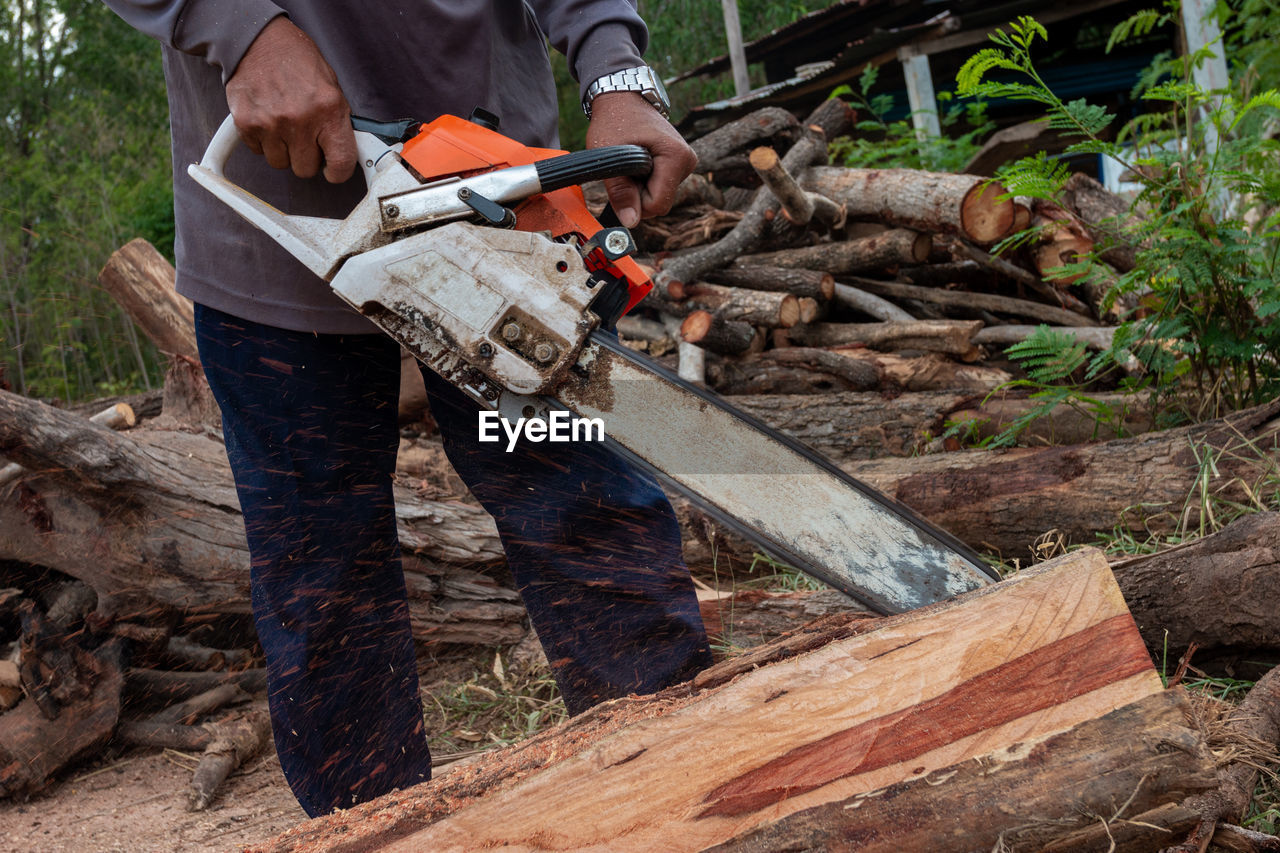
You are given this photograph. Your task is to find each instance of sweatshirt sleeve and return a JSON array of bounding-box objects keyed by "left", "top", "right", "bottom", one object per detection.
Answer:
[
  {"left": 524, "top": 0, "right": 649, "bottom": 100},
  {"left": 101, "top": 0, "right": 287, "bottom": 83}
]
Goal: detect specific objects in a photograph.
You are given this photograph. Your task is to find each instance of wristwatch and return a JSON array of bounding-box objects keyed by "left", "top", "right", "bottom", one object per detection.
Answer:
[{"left": 583, "top": 66, "right": 671, "bottom": 120}]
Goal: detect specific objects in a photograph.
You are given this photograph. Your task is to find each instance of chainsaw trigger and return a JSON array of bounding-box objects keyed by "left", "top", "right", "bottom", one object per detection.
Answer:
[{"left": 457, "top": 187, "right": 517, "bottom": 228}]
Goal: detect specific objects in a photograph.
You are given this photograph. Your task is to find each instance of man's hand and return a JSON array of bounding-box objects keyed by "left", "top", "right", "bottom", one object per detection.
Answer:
[
  {"left": 225, "top": 16, "right": 356, "bottom": 183},
  {"left": 585, "top": 92, "right": 697, "bottom": 228}
]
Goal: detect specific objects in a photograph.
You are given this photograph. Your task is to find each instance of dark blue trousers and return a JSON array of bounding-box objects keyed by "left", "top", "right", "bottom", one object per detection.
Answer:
[{"left": 195, "top": 304, "right": 710, "bottom": 816}]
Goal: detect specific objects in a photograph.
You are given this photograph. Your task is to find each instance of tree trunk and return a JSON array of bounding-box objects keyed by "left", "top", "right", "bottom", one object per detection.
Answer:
[
  {"left": 252, "top": 549, "right": 1206, "bottom": 853},
  {"left": 1060, "top": 172, "right": 1140, "bottom": 272},
  {"left": 801, "top": 167, "right": 1015, "bottom": 244},
  {"left": 832, "top": 348, "right": 1012, "bottom": 393},
  {"left": 844, "top": 399, "right": 1280, "bottom": 557},
  {"left": 0, "top": 390, "right": 524, "bottom": 650}
]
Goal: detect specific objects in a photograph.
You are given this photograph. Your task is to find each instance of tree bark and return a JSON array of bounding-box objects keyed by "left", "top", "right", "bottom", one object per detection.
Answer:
[
  {"left": 690, "top": 107, "right": 800, "bottom": 172},
  {"left": 832, "top": 348, "right": 1013, "bottom": 393},
  {"left": 1110, "top": 511, "right": 1280, "bottom": 673},
  {"left": 801, "top": 167, "right": 1015, "bottom": 244},
  {"left": 680, "top": 310, "right": 758, "bottom": 356},
  {"left": 188, "top": 707, "right": 272, "bottom": 811},
  {"left": 659, "top": 129, "right": 829, "bottom": 290},
  {"left": 705, "top": 266, "right": 833, "bottom": 301},
  {"left": 848, "top": 275, "right": 1097, "bottom": 327},
  {"left": 0, "top": 640, "right": 125, "bottom": 799},
  {"left": 748, "top": 146, "right": 843, "bottom": 229},
  {"left": 251, "top": 550, "right": 1196, "bottom": 853},
  {"left": 831, "top": 282, "right": 914, "bottom": 323},
  {"left": 734, "top": 228, "right": 931, "bottom": 275},
  {"left": 784, "top": 320, "right": 981, "bottom": 359},
  {"left": 671, "top": 282, "right": 800, "bottom": 328},
  {"left": 98, "top": 239, "right": 198, "bottom": 361},
  {"left": 1060, "top": 172, "right": 1140, "bottom": 272},
  {"left": 844, "top": 399, "right": 1280, "bottom": 557},
  {"left": 0, "top": 390, "right": 524, "bottom": 650}
]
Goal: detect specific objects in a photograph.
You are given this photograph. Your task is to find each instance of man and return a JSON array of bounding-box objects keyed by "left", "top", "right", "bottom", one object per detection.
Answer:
[{"left": 103, "top": 0, "right": 711, "bottom": 817}]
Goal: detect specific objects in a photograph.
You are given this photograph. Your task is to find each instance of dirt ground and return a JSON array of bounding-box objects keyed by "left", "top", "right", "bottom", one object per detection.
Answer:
[{"left": 0, "top": 746, "right": 305, "bottom": 853}]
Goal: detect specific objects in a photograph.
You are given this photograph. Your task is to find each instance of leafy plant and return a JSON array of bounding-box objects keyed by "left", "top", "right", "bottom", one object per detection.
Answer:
[
  {"left": 829, "top": 65, "right": 993, "bottom": 172},
  {"left": 958, "top": 8, "right": 1280, "bottom": 424}
]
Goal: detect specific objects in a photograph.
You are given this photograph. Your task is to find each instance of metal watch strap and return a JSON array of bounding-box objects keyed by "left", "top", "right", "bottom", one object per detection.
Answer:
[{"left": 583, "top": 66, "right": 670, "bottom": 119}]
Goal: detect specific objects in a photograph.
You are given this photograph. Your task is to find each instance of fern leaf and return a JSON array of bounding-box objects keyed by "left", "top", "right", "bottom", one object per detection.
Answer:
[{"left": 1006, "top": 327, "right": 1089, "bottom": 383}]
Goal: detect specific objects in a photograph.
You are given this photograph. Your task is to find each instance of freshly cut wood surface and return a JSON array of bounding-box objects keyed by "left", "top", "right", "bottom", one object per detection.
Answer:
[
  {"left": 98, "top": 238, "right": 197, "bottom": 361},
  {"left": 257, "top": 549, "right": 1165, "bottom": 853}
]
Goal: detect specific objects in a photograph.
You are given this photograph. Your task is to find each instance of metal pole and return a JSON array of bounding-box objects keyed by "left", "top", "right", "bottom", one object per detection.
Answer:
[{"left": 1180, "top": 0, "right": 1230, "bottom": 153}]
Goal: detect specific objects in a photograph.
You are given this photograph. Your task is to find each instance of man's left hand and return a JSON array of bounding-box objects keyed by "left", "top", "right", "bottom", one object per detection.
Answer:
[{"left": 585, "top": 92, "right": 696, "bottom": 228}]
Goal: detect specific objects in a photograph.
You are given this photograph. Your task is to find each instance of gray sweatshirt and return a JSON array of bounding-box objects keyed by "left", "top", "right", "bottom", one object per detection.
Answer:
[{"left": 103, "top": 1, "right": 648, "bottom": 333}]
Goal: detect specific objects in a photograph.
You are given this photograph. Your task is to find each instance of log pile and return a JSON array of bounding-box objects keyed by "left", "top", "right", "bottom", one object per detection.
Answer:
[{"left": 614, "top": 100, "right": 1139, "bottom": 429}]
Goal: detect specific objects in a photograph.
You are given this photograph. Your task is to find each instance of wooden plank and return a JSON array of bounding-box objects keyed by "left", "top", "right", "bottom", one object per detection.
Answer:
[{"left": 258, "top": 548, "right": 1167, "bottom": 853}]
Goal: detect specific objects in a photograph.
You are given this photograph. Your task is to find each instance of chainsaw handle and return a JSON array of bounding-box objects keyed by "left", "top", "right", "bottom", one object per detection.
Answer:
[
  {"left": 533, "top": 146, "right": 652, "bottom": 194},
  {"left": 196, "top": 113, "right": 390, "bottom": 188}
]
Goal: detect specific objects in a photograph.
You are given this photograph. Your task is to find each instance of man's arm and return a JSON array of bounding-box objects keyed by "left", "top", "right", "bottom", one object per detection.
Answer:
[
  {"left": 527, "top": 0, "right": 697, "bottom": 228},
  {"left": 101, "top": 2, "right": 357, "bottom": 182}
]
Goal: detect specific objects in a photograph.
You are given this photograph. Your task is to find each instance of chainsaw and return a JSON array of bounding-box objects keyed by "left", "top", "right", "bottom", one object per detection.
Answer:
[{"left": 189, "top": 108, "right": 999, "bottom": 614}]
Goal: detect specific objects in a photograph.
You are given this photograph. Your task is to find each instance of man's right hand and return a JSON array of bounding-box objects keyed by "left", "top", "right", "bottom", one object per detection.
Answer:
[{"left": 225, "top": 16, "right": 356, "bottom": 184}]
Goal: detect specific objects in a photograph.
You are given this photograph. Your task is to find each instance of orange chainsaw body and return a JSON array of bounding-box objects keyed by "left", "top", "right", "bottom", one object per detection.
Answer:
[{"left": 398, "top": 114, "right": 651, "bottom": 316}]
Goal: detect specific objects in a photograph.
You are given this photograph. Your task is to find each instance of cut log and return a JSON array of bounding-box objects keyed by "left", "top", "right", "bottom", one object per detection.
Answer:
[
  {"left": 672, "top": 282, "right": 800, "bottom": 329},
  {"left": 671, "top": 173, "right": 724, "bottom": 209},
  {"left": 945, "top": 390, "right": 1154, "bottom": 445},
  {"left": 725, "top": 391, "right": 966, "bottom": 463},
  {"left": 690, "top": 107, "right": 800, "bottom": 172},
  {"left": 1111, "top": 511, "right": 1280, "bottom": 674},
  {"left": 188, "top": 707, "right": 271, "bottom": 811},
  {"left": 951, "top": 239, "right": 1095, "bottom": 318},
  {"left": 0, "top": 390, "right": 523, "bottom": 651},
  {"left": 124, "top": 668, "right": 268, "bottom": 712},
  {"left": 659, "top": 128, "right": 829, "bottom": 290},
  {"left": 708, "top": 348, "right": 881, "bottom": 396},
  {"left": 803, "top": 98, "right": 856, "bottom": 141},
  {"left": 831, "top": 282, "right": 914, "bottom": 323},
  {"left": 1060, "top": 172, "right": 1140, "bottom": 272},
  {"left": 848, "top": 276, "right": 1097, "bottom": 327},
  {"left": 801, "top": 167, "right": 1015, "bottom": 244},
  {"left": 734, "top": 228, "right": 931, "bottom": 274},
  {"left": 0, "top": 640, "right": 126, "bottom": 799},
  {"left": 1031, "top": 201, "right": 1096, "bottom": 284},
  {"left": 832, "top": 348, "right": 1013, "bottom": 393},
  {"left": 785, "top": 320, "right": 982, "bottom": 359},
  {"left": 844, "top": 398, "right": 1280, "bottom": 556},
  {"left": 148, "top": 682, "right": 250, "bottom": 726},
  {"left": 252, "top": 549, "right": 1204, "bottom": 853},
  {"left": 748, "top": 146, "right": 844, "bottom": 229},
  {"left": 704, "top": 266, "right": 834, "bottom": 301},
  {"left": 163, "top": 634, "right": 252, "bottom": 672},
  {"left": 680, "top": 311, "right": 758, "bottom": 356},
  {"left": 974, "top": 323, "right": 1117, "bottom": 351},
  {"left": 661, "top": 314, "right": 707, "bottom": 385},
  {"left": 98, "top": 239, "right": 198, "bottom": 361}
]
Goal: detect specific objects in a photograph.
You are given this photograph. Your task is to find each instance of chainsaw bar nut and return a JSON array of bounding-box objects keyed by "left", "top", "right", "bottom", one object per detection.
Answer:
[
  {"left": 501, "top": 322, "right": 522, "bottom": 342},
  {"left": 533, "top": 342, "right": 558, "bottom": 363}
]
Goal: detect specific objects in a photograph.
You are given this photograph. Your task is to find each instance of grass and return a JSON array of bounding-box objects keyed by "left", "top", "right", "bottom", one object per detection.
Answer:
[{"left": 421, "top": 650, "right": 567, "bottom": 764}]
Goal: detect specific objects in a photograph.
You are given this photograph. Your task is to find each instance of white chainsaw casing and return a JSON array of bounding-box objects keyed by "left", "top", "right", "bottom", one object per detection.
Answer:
[{"left": 330, "top": 223, "right": 599, "bottom": 397}]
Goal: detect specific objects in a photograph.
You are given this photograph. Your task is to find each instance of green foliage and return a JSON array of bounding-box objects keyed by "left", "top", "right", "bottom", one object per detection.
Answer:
[
  {"left": 827, "top": 65, "right": 993, "bottom": 172},
  {"left": 1, "top": 0, "right": 173, "bottom": 401},
  {"left": 957, "top": 7, "right": 1280, "bottom": 426}
]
